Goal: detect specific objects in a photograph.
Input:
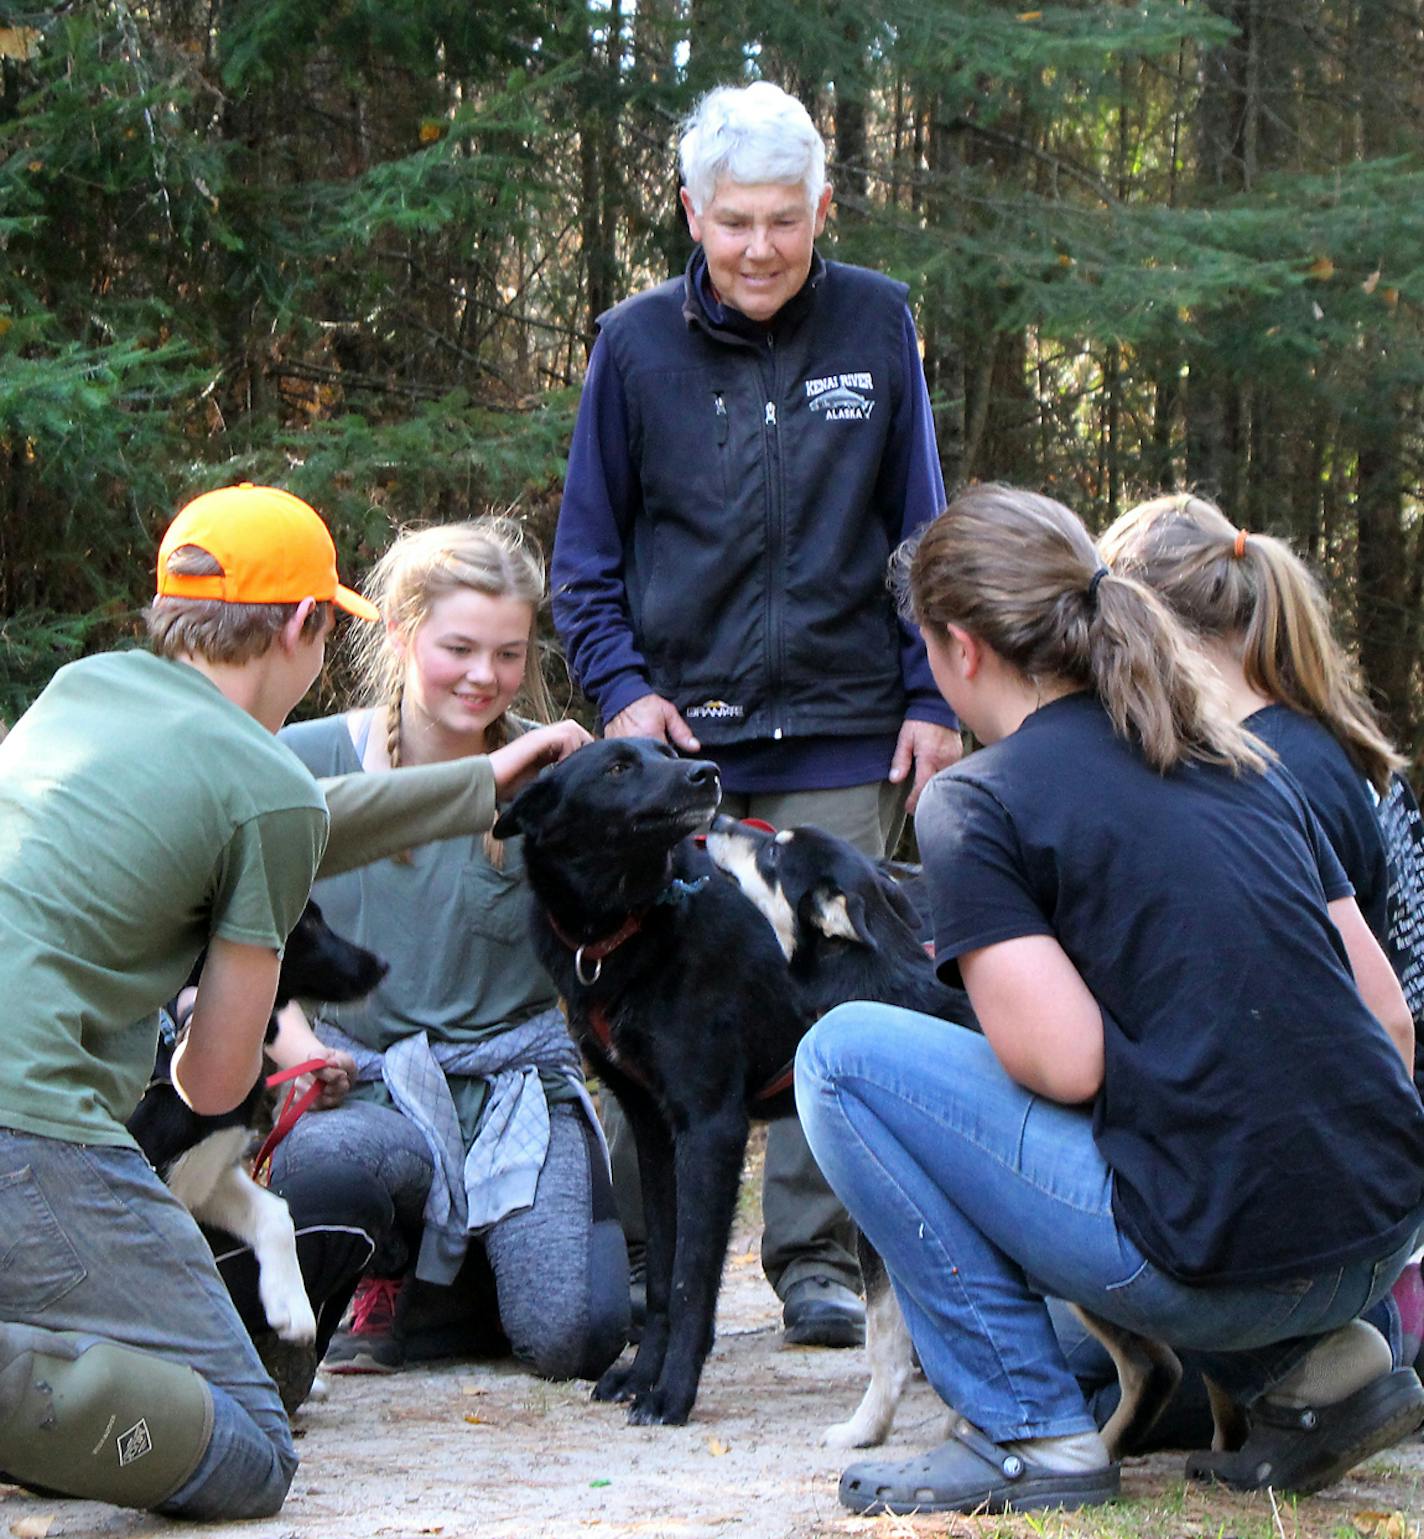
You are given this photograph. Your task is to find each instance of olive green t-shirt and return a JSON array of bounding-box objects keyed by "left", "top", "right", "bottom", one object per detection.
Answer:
[
  {"left": 279, "top": 713, "right": 563, "bottom": 1139},
  {"left": 0, "top": 650, "right": 328, "bottom": 1146}
]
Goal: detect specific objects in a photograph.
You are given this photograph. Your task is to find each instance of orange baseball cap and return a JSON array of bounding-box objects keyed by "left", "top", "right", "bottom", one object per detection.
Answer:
[{"left": 156, "top": 483, "right": 379, "bottom": 621}]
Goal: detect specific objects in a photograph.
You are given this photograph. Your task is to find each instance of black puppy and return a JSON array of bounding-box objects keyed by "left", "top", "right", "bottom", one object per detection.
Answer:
[
  {"left": 703, "top": 817, "right": 1197, "bottom": 1462},
  {"left": 128, "top": 899, "right": 387, "bottom": 1342},
  {"left": 493, "top": 738, "right": 812, "bottom": 1426}
]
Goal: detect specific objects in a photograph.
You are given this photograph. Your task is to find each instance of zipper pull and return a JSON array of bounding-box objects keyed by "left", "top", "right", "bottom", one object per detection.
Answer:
[
  {"left": 714, "top": 392, "right": 728, "bottom": 446},
  {"left": 765, "top": 401, "right": 777, "bottom": 428}
]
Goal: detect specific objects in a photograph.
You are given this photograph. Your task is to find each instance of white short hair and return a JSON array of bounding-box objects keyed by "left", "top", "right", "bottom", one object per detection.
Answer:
[{"left": 678, "top": 81, "right": 827, "bottom": 216}]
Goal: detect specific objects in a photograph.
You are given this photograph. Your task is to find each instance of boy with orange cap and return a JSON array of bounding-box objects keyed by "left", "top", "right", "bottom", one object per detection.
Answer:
[{"left": 0, "top": 485, "right": 587, "bottom": 1518}]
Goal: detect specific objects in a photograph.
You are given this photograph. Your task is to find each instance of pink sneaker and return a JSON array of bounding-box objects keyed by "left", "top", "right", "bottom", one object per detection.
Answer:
[{"left": 323, "top": 1276, "right": 406, "bottom": 1374}]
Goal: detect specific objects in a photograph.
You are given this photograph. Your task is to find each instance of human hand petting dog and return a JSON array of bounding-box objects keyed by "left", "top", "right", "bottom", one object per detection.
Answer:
[
  {"left": 606, "top": 692, "right": 701, "bottom": 753},
  {"left": 489, "top": 719, "right": 593, "bottom": 798}
]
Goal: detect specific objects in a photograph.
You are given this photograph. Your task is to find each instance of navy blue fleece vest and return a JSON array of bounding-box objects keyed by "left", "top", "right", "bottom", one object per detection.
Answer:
[{"left": 594, "top": 258, "right": 911, "bottom": 745}]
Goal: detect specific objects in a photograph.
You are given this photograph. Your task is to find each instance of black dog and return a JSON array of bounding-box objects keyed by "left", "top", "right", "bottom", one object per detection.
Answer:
[
  {"left": 493, "top": 738, "right": 813, "bottom": 1425},
  {"left": 703, "top": 816, "right": 1206, "bottom": 1461},
  {"left": 128, "top": 899, "right": 387, "bottom": 1342}
]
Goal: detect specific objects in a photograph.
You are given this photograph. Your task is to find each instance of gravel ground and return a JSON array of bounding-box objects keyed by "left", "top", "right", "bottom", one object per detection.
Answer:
[{"left": 5, "top": 1186, "right": 1422, "bottom": 1539}]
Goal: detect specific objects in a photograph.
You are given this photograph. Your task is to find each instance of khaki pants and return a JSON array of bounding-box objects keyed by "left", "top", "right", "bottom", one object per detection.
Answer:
[{"left": 603, "top": 778, "right": 907, "bottom": 1298}]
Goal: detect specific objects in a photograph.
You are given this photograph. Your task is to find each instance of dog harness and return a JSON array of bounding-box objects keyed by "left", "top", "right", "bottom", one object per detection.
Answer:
[{"left": 547, "top": 825, "right": 799, "bottom": 1101}]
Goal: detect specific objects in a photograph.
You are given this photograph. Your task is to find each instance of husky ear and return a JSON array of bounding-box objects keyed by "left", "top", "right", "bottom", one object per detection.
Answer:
[
  {"left": 804, "top": 883, "right": 878, "bottom": 950},
  {"left": 877, "top": 864, "right": 927, "bottom": 938},
  {"left": 492, "top": 775, "right": 559, "bottom": 841}
]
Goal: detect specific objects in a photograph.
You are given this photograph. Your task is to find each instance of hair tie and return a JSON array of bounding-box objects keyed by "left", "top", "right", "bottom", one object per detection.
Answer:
[
  {"left": 1233, "top": 528, "right": 1250, "bottom": 559},
  {"left": 1086, "top": 566, "right": 1109, "bottom": 609}
]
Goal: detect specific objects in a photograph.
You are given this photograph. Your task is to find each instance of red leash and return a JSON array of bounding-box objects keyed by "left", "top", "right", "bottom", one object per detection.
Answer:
[{"left": 252, "top": 1058, "right": 328, "bottom": 1186}]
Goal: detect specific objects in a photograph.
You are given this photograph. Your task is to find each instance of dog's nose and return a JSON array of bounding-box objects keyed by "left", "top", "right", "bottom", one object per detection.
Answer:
[
  {"left": 709, "top": 813, "right": 739, "bottom": 834},
  {"left": 686, "top": 761, "right": 719, "bottom": 790}
]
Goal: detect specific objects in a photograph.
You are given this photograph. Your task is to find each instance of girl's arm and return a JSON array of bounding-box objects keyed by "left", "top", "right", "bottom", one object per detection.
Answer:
[
  {"left": 1329, "top": 896, "right": 1414, "bottom": 1072},
  {"left": 959, "top": 934, "right": 1105, "bottom": 1103},
  {"left": 267, "top": 999, "right": 356, "bottom": 1109}
]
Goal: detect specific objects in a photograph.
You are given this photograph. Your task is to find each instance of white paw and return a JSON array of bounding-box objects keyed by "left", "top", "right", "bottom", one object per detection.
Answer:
[
  {"left": 823, "top": 1415, "right": 888, "bottom": 1449},
  {"left": 262, "top": 1277, "right": 317, "bottom": 1342}
]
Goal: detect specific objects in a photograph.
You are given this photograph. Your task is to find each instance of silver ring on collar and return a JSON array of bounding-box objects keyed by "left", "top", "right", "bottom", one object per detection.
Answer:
[{"left": 575, "top": 946, "right": 603, "bottom": 986}]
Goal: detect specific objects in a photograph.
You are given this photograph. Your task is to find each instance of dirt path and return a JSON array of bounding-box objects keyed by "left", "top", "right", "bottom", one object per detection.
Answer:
[{"left": 6, "top": 1195, "right": 1422, "bottom": 1539}]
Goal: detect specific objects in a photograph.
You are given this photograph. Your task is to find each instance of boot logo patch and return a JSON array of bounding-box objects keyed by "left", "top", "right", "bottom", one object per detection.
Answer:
[{"left": 117, "top": 1418, "right": 153, "bottom": 1466}]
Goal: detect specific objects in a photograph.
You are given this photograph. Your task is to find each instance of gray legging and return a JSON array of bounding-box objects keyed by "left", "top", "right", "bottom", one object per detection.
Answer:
[{"left": 270, "top": 1096, "right": 628, "bottom": 1381}]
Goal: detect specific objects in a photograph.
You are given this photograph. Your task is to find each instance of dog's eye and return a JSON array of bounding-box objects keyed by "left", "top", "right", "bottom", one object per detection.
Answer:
[{"left": 605, "top": 760, "right": 630, "bottom": 778}]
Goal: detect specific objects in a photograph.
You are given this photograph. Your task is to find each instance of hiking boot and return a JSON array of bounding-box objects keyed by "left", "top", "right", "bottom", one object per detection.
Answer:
[
  {"left": 782, "top": 1275, "right": 866, "bottom": 1348},
  {"left": 323, "top": 1276, "right": 406, "bottom": 1374},
  {"left": 253, "top": 1329, "right": 319, "bottom": 1413}
]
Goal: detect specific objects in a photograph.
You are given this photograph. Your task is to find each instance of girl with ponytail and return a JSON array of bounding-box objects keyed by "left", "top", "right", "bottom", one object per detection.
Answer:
[
  {"left": 1101, "top": 495, "right": 1423, "bottom": 1079},
  {"left": 273, "top": 518, "right": 628, "bottom": 1386},
  {"left": 795, "top": 485, "right": 1424, "bottom": 1518}
]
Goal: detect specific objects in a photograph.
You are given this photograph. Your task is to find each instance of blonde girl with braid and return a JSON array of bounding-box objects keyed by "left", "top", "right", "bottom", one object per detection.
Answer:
[
  {"left": 273, "top": 519, "right": 629, "bottom": 1385},
  {"left": 795, "top": 486, "right": 1424, "bottom": 1518},
  {"left": 345, "top": 520, "right": 559, "bottom": 861}
]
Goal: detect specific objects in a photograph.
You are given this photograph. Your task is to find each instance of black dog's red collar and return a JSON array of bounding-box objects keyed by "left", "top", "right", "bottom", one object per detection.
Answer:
[
  {"left": 546, "top": 910, "right": 646, "bottom": 985},
  {"left": 545, "top": 871, "right": 714, "bottom": 986}
]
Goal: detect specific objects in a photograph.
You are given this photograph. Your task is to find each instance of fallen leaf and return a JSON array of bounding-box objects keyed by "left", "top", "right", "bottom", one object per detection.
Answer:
[
  {"left": 1353, "top": 1511, "right": 1420, "bottom": 1539},
  {"left": 10, "top": 1516, "right": 56, "bottom": 1539},
  {"left": 1382, "top": 287, "right": 1400, "bottom": 309},
  {"left": 1017, "top": 10, "right": 1044, "bottom": 19},
  {"left": 0, "top": 27, "right": 41, "bottom": 60},
  {"left": 462, "top": 1412, "right": 493, "bottom": 1425},
  {"left": 419, "top": 120, "right": 444, "bottom": 143},
  {"left": 1307, "top": 256, "right": 1335, "bottom": 280},
  {"left": 707, "top": 1437, "right": 730, "bottom": 1456}
]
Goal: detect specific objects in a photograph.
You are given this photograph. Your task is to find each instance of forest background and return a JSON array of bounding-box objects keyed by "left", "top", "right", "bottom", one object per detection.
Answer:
[{"left": 3, "top": 0, "right": 1423, "bottom": 761}]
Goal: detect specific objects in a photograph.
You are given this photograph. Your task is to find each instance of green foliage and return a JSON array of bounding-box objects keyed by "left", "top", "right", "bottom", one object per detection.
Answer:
[{"left": 2, "top": 0, "right": 1423, "bottom": 748}]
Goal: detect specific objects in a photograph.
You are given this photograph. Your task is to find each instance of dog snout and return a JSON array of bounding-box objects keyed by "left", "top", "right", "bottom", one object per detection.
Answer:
[{"left": 685, "top": 760, "right": 720, "bottom": 794}]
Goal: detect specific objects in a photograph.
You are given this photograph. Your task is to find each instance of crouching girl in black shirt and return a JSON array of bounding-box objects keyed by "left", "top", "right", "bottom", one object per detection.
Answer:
[{"left": 795, "top": 484, "right": 1424, "bottom": 1518}]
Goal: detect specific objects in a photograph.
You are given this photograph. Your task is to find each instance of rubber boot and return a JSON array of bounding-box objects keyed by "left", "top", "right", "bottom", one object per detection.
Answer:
[{"left": 0, "top": 1323, "right": 213, "bottom": 1509}]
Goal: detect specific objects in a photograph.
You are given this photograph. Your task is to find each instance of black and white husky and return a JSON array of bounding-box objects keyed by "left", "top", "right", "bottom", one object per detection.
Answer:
[
  {"left": 127, "top": 901, "right": 386, "bottom": 1343},
  {"left": 703, "top": 818, "right": 1197, "bottom": 1461}
]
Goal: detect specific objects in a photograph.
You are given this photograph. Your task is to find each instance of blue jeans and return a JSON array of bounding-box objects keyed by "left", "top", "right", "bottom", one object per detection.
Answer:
[
  {"left": 796, "top": 1006, "right": 1423, "bottom": 1445},
  {"left": 0, "top": 1129, "right": 295, "bottom": 1518}
]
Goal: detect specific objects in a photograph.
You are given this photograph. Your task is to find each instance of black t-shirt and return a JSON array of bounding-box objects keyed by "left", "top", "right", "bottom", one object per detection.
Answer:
[
  {"left": 915, "top": 692, "right": 1424, "bottom": 1285},
  {"left": 1246, "top": 704, "right": 1389, "bottom": 942}
]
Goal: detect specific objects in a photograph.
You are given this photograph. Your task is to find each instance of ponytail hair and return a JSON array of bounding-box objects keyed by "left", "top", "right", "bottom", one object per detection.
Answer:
[
  {"left": 896, "top": 485, "right": 1267, "bottom": 775},
  {"left": 1101, "top": 494, "right": 1403, "bottom": 792}
]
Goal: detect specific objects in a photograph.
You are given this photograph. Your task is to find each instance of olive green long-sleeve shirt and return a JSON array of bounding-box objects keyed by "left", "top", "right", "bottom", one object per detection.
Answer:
[{"left": 315, "top": 755, "right": 497, "bottom": 877}]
